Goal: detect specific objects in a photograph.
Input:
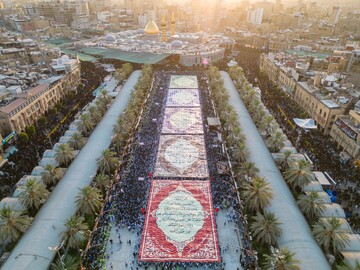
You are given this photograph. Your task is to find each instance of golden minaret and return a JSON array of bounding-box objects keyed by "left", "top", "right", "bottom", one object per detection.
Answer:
[{"left": 161, "top": 15, "right": 167, "bottom": 42}]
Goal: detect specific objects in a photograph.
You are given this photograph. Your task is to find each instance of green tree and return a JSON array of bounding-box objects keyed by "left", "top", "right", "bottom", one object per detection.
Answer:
[
  {"left": 267, "top": 131, "right": 286, "bottom": 152},
  {"left": 259, "top": 115, "right": 275, "bottom": 137},
  {"left": 312, "top": 217, "right": 350, "bottom": 254},
  {"left": 297, "top": 191, "right": 326, "bottom": 220},
  {"left": 250, "top": 212, "right": 282, "bottom": 246},
  {"left": 75, "top": 186, "right": 102, "bottom": 216},
  {"left": 77, "top": 114, "right": 95, "bottom": 135},
  {"left": 37, "top": 116, "right": 48, "bottom": 126},
  {"left": 18, "top": 132, "right": 29, "bottom": 143},
  {"left": 0, "top": 207, "right": 32, "bottom": 244},
  {"left": 231, "top": 141, "right": 249, "bottom": 163},
  {"left": 96, "top": 149, "right": 119, "bottom": 174},
  {"left": 336, "top": 260, "right": 360, "bottom": 270},
  {"left": 41, "top": 164, "right": 64, "bottom": 186},
  {"left": 55, "top": 143, "right": 75, "bottom": 167},
  {"left": 51, "top": 254, "right": 80, "bottom": 270},
  {"left": 280, "top": 150, "right": 293, "bottom": 171},
  {"left": 95, "top": 173, "right": 111, "bottom": 195},
  {"left": 236, "top": 162, "right": 259, "bottom": 182},
  {"left": 69, "top": 132, "right": 86, "bottom": 150},
  {"left": 19, "top": 179, "right": 49, "bottom": 211},
  {"left": 87, "top": 105, "right": 102, "bottom": 123},
  {"left": 241, "top": 176, "right": 273, "bottom": 213},
  {"left": 25, "top": 125, "right": 36, "bottom": 137},
  {"left": 63, "top": 216, "right": 89, "bottom": 250},
  {"left": 284, "top": 160, "right": 313, "bottom": 190},
  {"left": 263, "top": 247, "right": 300, "bottom": 270},
  {"left": 122, "top": 63, "right": 133, "bottom": 77}
]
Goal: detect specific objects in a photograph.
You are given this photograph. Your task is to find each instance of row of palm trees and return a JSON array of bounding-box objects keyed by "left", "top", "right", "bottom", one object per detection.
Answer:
[
  {"left": 208, "top": 65, "right": 300, "bottom": 269},
  {"left": 49, "top": 64, "right": 146, "bottom": 269},
  {"left": 229, "top": 64, "right": 353, "bottom": 268},
  {"left": 0, "top": 66, "right": 135, "bottom": 268},
  {"left": 49, "top": 64, "right": 142, "bottom": 269},
  {"left": 80, "top": 64, "right": 154, "bottom": 270}
]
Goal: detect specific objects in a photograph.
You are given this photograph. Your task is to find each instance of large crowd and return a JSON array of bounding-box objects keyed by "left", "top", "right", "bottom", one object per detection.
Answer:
[
  {"left": 83, "top": 70, "right": 256, "bottom": 269},
  {"left": 233, "top": 45, "right": 360, "bottom": 231}
]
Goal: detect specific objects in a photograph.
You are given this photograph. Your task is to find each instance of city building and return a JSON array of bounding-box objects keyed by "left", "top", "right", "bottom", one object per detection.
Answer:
[
  {"left": 330, "top": 108, "right": 360, "bottom": 160},
  {"left": 247, "top": 7, "right": 263, "bottom": 25},
  {"left": 328, "top": 6, "right": 341, "bottom": 26},
  {"left": 0, "top": 55, "right": 80, "bottom": 135},
  {"left": 293, "top": 81, "right": 348, "bottom": 134}
]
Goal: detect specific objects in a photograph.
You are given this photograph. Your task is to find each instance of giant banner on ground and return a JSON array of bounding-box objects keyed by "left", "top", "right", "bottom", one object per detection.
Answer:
[
  {"left": 162, "top": 107, "right": 204, "bottom": 134},
  {"left": 154, "top": 135, "right": 208, "bottom": 178},
  {"left": 169, "top": 75, "right": 199, "bottom": 89},
  {"left": 166, "top": 89, "right": 201, "bottom": 107},
  {"left": 139, "top": 180, "right": 220, "bottom": 262}
]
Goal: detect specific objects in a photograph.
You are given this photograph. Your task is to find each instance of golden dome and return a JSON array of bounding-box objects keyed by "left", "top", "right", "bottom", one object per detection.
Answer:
[{"left": 144, "top": 20, "right": 160, "bottom": 35}]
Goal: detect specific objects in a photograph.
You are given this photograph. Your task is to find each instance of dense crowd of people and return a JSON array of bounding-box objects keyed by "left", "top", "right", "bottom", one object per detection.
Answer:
[
  {"left": 233, "top": 45, "right": 360, "bottom": 231},
  {"left": 83, "top": 70, "right": 256, "bottom": 269}
]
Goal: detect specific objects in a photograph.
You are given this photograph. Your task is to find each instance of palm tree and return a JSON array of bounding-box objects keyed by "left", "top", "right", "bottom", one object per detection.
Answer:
[
  {"left": 97, "top": 149, "right": 119, "bottom": 174},
  {"left": 254, "top": 107, "right": 265, "bottom": 125},
  {"left": 263, "top": 247, "right": 300, "bottom": 270},
  {"left": 231, "top": 141, "right": 248, "bottom": 163},
  {"left": 259, "top": 115, "right": 275, "bottom": 137},
  {"left": 69, "top": 132, "right": 86, "bottom": 150},
  {"left": 267, "top": 131, "right": 286, "bottom": 152},
  {"left": 226, "top": 127, "right": 245, "bottom": 147},
  {"left": 19, "top": 178, "right": 49, "bottom": 211},
  {"left": 95, "top": 173, "right": 111, "bottom": 195},
  {"left": 243, "top": 89, "right": 257, "bottom": 106},
  {"left": 75, "top": 186, "right": 102, "bottom": 216},
  {"left": 312, "top": 217, "right": 350, "bottom": 254},
  {"left": 336, "top": 260, "right": 360, "bottom": 270},
  {"left": 236, "top": 162, "right": 259, "bottom": 182},
  {"left": 280, "top": 150, "right": 293, "bottom": 171},
  {"left": 55, "top": 143, "right": 75, "bottom": 167},
  {"left": 51, "top": 254, "right": 80, "bottom": 270},
  {"left": 284, "top": 160, "right": 313, "bottom": 190},
  {"left": 63, "top": 215, "right": 89, "bottom": 250},
  {"left": 77, "top": 113, "right": 95, "bottom": 135},
  {"left": 41, "top": 164, "right": 64, "bottom": 186},
  {"left": 87, "top": 105, "right": 102, "bottom": 123},
  {"left": 0, "top": 207, "right": 32, "bottom": 244},
  {"left": 250, "top": 212, "right": 282, "bottom": 246},
  {"left": 297, "top": 192, "right": 326, "bottom": 220},
  {"left": 241, "top": 176, "right": 273, "bottom": 213}
]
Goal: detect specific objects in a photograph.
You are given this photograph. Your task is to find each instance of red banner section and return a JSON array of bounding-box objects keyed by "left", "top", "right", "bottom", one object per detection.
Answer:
[{"left": 139, "top": 180, "right": 220, "bottom": 262}]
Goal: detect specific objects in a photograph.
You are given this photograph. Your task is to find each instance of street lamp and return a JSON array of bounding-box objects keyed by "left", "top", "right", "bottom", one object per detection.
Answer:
[{"left": 48, "top": 240, "right": 65, "bottom": 268}]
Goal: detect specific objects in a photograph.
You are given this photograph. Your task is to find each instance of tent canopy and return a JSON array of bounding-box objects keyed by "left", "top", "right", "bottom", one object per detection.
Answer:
[{"left": 293, "top": 118, "right": 317, "bottom": 129}]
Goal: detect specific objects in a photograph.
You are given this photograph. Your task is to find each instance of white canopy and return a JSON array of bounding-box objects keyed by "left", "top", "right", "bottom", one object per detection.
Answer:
[{"left": 293, "top": 118, "right": 317, "bottom": 129}]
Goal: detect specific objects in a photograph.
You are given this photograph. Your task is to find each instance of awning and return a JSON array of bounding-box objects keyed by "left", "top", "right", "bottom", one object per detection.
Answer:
[{"left": 293, "top": 118, "right": 317, "bottom": 129}]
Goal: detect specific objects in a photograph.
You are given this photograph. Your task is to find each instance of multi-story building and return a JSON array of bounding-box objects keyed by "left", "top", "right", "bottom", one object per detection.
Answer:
[
  {"left": 0, "top": 56, "right": 80, "bottom": 135},
  {"left": 247, "top": 7, "right": 263, "bottom": 25},
  {"left": 346, "top": 49, "right": 360, "bottom": 87},
  {"left": 293, "top": 81, "right": 347, "bottom": 134},
  {"left": 260, "top": 53, "right": 280, "bottom": 82},
  {"left": 330, "top": 109, "right": 360, "bottom": 159},
  {"left": 328, "top": 6, "right": 341, "bottom": 26}
]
